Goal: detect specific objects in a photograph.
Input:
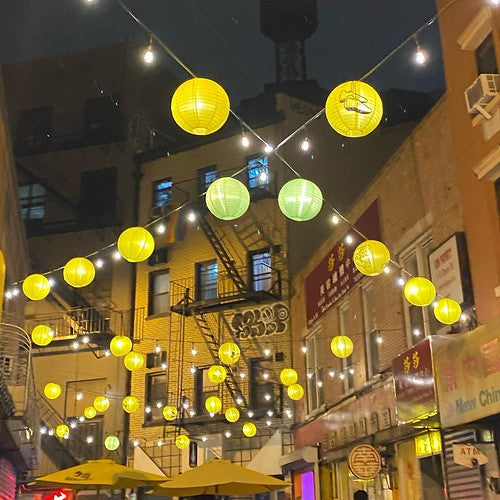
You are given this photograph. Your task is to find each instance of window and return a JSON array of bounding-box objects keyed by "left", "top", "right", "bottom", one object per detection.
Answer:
[
  {"left": 148, "top": 247, "right": 169, "bottom": 266},
  {"left": 66, "top": 419, "right": 102, "bottom": 460},
  {"left": 249, "top": 249, "right": 272, "bottom": 292},
  {"left": 152, "top": 178, "right": 173, "bottom": 210},
  {"left": 476, "top": 33, "right": 498, "bottom": 74},
  {"left": 339, "top": 304, "right": 354, "bottom": 392},
  {"left": 247, "top": 156, "right": 270, "bottom": 190},
  {"left": 148, "top": 270, "right": 170, "bottom": 315},
  {"left": 362, "top": 286, "right": 380, "bottom": 378},
  {"left": 249, "top": 358, "right": 276, "bottom": 413},
  {"left": 305, "top": 332, "right": 324, "bottom": 413},
  {"left": 146, "top": 350, "right": 167, "bottom": 369},
  {"left": 197, "top": 166, "right": 217, "bottom": 194},
  {"left": 19, "top": 183, "right": 45, "bottom": 220},
  {"left": 146, "top": 371, "right": 167, "bottom": 421},
  {"left": 195, "top": 260, "right": 218, "bottom": 301},
  {"left": 403, "top": 253, "right": 425, "bottom": 345}
]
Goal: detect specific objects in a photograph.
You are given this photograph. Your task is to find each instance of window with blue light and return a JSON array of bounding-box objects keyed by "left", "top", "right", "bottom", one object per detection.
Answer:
[
  {"left": 152, "top": 178, "right": 173, "bottom": 209},
  {"left": 247, "top": 156, "right": 269, "bottom": 189},
  {"left": 197, "top": 165, "right": 217, "bottom": 194},
  {"left": 195, "top": 260, "right": 218, "bottom": 301},
  {"left": 250, "top": 249, "right": 272, "bottom": 292},
  {"left": 19, "top": 183, "right": 45, "bottom": 220}
]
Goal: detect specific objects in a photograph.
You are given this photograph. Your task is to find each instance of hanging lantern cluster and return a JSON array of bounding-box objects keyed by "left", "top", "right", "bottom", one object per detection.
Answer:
[
  {"left": 31, "top": 324, "right": 54, "bottom": 346},
  {"left": 330, "top": 335, "right": 354, "bottom": 359},
  {"left": 404, "top": 277, "right": 436, "bottom": 307},
  {"left": 22, "top": 274, "right": 50, "bottom": 301},
  {"left": 353, "top": 240, "right": 391, "bottom": 276}
]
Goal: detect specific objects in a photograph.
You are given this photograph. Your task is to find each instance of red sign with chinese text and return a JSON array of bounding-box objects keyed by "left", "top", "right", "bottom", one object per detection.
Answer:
[
  {"left": 304, "top": 200, "right": 381, "bottom": 326},
  {"left": 43, "top": 490, "right": 73, "bottom": 500},
  {"left": 348, "top": 444, "right": 381, "bottom": 480},
  {"left": 392, "top": 338, "right": 436, "bottom": 423}
]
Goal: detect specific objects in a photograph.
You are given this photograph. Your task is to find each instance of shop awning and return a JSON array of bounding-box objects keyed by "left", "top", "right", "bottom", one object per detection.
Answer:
[
  {"left": 279, "top": 446, "right": 318, "bottom": 472},
  {"left": 247, "top": 430, "right": 283, "bottom": 475}
]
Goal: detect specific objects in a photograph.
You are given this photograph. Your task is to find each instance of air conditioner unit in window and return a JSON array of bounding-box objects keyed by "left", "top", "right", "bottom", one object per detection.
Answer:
[{"left": 465, "top": 73, "right": 500, "bottom": 119}]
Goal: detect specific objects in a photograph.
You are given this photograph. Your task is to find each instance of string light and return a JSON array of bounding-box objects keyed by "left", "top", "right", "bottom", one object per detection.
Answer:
[
  {"left": 239, "top": 372, "right": 245, "bottom": 379},
  {"left": 145, "top": 406, "right": 152, "bottom": 413},
  {"left": 263, "top": 348, "right": 271, "bottom": 357},
  {"left": 48, "top": 277, "right": 56, "bottom": 286},
  {"left": 285, "top": 409, "right": 293, "bottom": 418},
  {"left": 266, "top": 419, "right": 272, "bottom": 426},
  {"left": 262, "top": 372, "right": 269, "bottom": 380},
  {"left": 259, "top": 171, "right": 268, "bottom": 182},
  {"left": 460, "top": 313, "right": 468, "bottom": 321},
  {"left": 301, "top": 345, "right": 308, "bottom": 354},
  {"left": 157, "top": 439, "right": 163, "bottom": 447},
  {"left": 191, "top": 345, "right": 198, "bottom": 356},
  {"left": 300, "top": 137, "right": 311, "bottom": 151},
  {"left": 187, "top": 211, "right": 196, "bottom": 222},
  {"left": 143, "top": 40, "right": 155, "bottom": 65},
  {"left": 413, "top": 36, "right": 428, "bottom": 65},
  {"left": 264, "top": 144, "right": 273, "bottom": 154},
  {"left": 328, "top": 370, "right": 335, "bottom": 378},
  {"left": 317, "top": 380, "right": 323, "bottom": 387},
  {"left": 264, "top": 393, "right": 271, "bottom": 401},
  {"left": 201, "top": 435, "right": 208, "bottom": 442},
  {"left": 349, "top": 368, "right": 355, "bottom": 375},
  {"left": 247, "top": 410, "right": 254, "bottom": 418},
  {"left": 78, "top": 416, "right": 85, "bottom": 422},
  {"left": 224, "top": 430, "right": 232, "bottom": 438},
  {"left": 86, "top": 436, "right": 94, "bottom": 444},
  {"left": 82, "top": 336, "right": 90, "bottom": 344},
  {"left": 240, "top": 135, "right": 250, "bottom": 148},
  {"left": 413, "top": 328, "right": 421, "bottom": 337},
  {"left": 235, "top": 396, "right": 243, "bottom": 405},
  {"left": 12, "top": 288, "right": 19, "bottom": 297},
  {"left": 155, "top": 341, "right": 161, "bottom": 354},
  {"left": 376, "top": 335, "right": 383, "bottom": 344},
  {"left": 339, "top": 373, "right": 345, "bottom": 380},
  {"left": 95, "top": 258, "right": 104, "bottom": 269},
  {"left": 397, "top": 277, "right": 406, "bottom": 287},
  {"left": 156, "top": 223, "right": 166, "bottom": 235},
  {"left": 383, "top": 265, "right": 391, "bottom": 274},
  {"left": 190, "top": 366, "right": 197, "bottom": 374},
  {"left": 133, "top": 439, "right": 140, "bottom": 447},
  {"left": 104, "top": 350, "right": 111, "bottom": 357},
  {"left": 161, "top": 362, "right": 167, "bottom": 369},
  {"left": 331, "top": 214, "right": 340, "bottom": 225},
  {"left": 71, "top": 341, "right": 79, "bottom": 350},
  {"left": 267, "top": 410, "right": 274, "bottom": 416},
  {"left": 189, "top": 409, "right": 196, "bottom": 417},
  {"left": 76, "top": 392, "right": 83, "bottom": 401},
  {"left": 307, "top": 372, "right": 313, "bottom": 379},
  {"left": 113, "top": 251, "right": 122, "bottom": 261},
  {"left": 345, "top": 234, "right": 354, "bottom": 245}
]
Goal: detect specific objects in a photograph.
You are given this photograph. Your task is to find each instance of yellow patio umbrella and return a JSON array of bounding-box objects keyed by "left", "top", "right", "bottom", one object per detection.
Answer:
[
  {"left": 35, "top": 459, "right": 168, "bottom": 491},
  {"left": 152, "top": 459, "right": 289, "bottom": 496}
]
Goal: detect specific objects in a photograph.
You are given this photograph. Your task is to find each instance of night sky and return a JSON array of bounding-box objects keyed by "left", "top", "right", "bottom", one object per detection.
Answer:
[{"left": 0, "top": 0, "right": 445, "bottom": 102}]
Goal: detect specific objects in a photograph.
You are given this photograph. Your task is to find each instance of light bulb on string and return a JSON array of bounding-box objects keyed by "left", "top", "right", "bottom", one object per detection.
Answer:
[
  {"left": 263, "top": 348, "right": 271, "bottom": 357},
  {"left": 331, "top": 214, "right": 340, "bottom": 225},
  {"left": 383, "top": 265, "right": 391, "bottom": 274},
  {"left": 12, "top": 288, "right": 19, "bottom": 297},
  {"left": 240, "top": 134, "right": 250, "bottom": 148},
  {"left": 301, "top": 345, "right": 308, "bottom": 354},
  {"left": 155, "top": 341, "right": 161, "bottom": 354},
  {"left": 264, "top": 144, "right": 273, "bottom": 154},
  {"left": 247, "top": 410, "right": 254, "bottom": 418},
  {"left": 259, "top": 171, "right": 268, "bottom": 182},
  {"left": 191, "top": 345, "right": 198, "bottom": 356},
  {"left": 345, "top": 234, "right": 354, "bottom": 245},
  {"left": 300, "top": 137, "right": 311, "bottom": 151},
  {"left": 397, "top": 276, "right": 406, "bottom": 287},
  {"left": 156, "top": 223, "right": 166, "bottom": 235},
  {"left": 48, "top": 277, "right": 56, "bottom": 286},
  {"left": 95, "top": 259, "right": 104, "bottom": 269},
  {"left": 113, "top": 250, "right": 122, "bottom": 261},
  {"left": 413, "top": 35, "right": 428, "bottom": 65},
  {"left": 187, "top": 211, "right": 196, "bottom": 222},
  {"left": 328, "top": 370, "right": 335, "bottom": 378},
  {"left": 143, "top": 40, "right": 155, "bottom": 65}
]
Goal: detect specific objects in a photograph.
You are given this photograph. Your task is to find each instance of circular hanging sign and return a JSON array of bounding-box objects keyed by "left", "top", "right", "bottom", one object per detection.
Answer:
[{"left": 348, "top": 444, "right": 381, "bottom": 480}]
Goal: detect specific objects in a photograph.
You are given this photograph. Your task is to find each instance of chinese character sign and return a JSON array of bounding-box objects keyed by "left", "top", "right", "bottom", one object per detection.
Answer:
[
  {"left": 392, "top": 338, "right": 436, "bottom": 423},
  {"left": 304, "top": 201, "right": 381, "bottom": 326}
]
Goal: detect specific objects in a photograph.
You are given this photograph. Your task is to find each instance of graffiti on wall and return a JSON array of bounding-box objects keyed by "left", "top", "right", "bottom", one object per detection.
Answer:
[{"left": 230, "top": 302, "right": 289, "bottom": 339}]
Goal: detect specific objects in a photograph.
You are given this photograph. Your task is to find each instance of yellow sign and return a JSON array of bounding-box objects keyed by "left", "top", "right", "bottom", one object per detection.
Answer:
[
  {"left": 433, "top": 318, "right": 500, "bottom": 427},
  {"left": 452, "top": 444, "right": 488, "bottom": 468},
  {"left": 415, "top": 431, "right": 442, "bottom": 457}
]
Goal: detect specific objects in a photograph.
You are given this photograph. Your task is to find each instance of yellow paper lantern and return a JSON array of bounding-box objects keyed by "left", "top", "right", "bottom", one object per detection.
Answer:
[
  {"left": 434, "top": 298, "right": 461, "bottom": 324},
  {"left": 163, "top": 405, "right": 178, "bottom": 421},
  {"left": 353, "top": 240, "right": 391, "bottom": 276},
  {"left": 56, "top": 424, "right": 69, "bottom": 438},
  {"left": 44, "top": 382, "right": 61, "bottom": 400},
  {"left": 63, "top": 257, "right": 95, "bottom": 288},
  {"left": 122, "top": 396, "right": 139, "bottom": 414},
  {"left": 110, "top": 335, "right": 132, "bottom": 357},
  {"left": 94, "top": 396, "right": 110, "bottom": 413},
  {"left": 31, "top": 324, "right": 54, "bottom": 346},
  {"left": 117, "top": 227, "right": 155, "bottom": 263},
  {"left": 287, "top": 383, "right": 304, "bottom": 401},
  {"left": 104, "top": 435, "right": 120, "bottom": 451},
  {"left": 330, "top": 335, "right": 354, "bottom": 359},
  {"left": 207, "top": 365, "right": 227, "bottom": 384},
  {"left": 205, "top": 396, "right": 222, "bottom": 414},
  {"left": 175, "top": 434, "right": 190, "bottom": 450},
  {"left": 124, "top": 351, "right": 145, "bottom": 372},
  {"left": 22, "top": 274, "right": 50, "bottom": 301},
  {"left": 171, "top": 77, "right": 230, "bottom": 136},
  {"left": 242, "top": 422, "right": 257, "bottom": 437},
  {"left": 325, "top": 80, "right": 383, "bottom": 138},
  {"left": 280, "top": 368, "right": 298, "bottom": 386},
  {"left": 225, "top": 407, "right": 240, "bottom": 423},
  {"left": 84, "top": 406, "right": 97, "bottom": 419},
  {"left": 218, "top": 342, "right": 240, "bottom": 365},
  {"left": 404, "top": 277, "right": 436, "bottom": 307}
]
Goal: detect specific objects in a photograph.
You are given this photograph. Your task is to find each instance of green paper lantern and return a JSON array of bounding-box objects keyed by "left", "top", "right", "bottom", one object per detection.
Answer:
[
  {"left": 278, "top": 179, "right": 323, "bottom": 221},
  {"left": 104, "top": 435, "right": 120, "bottom": 451},
  {"left": 206, "top": 177, "right": 250, "bottom": 220}
]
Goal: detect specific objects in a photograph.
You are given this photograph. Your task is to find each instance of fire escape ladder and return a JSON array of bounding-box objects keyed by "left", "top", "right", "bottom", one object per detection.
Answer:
[
  {"left": 192, "top": 310, "right": 248, "bottom": 409},
  {"left": 198, "top": 215, "right": 247, "bottom": 293}
]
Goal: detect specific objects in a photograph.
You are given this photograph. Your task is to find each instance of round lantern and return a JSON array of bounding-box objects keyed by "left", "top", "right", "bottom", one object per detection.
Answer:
[
  {"left": 206, "top": 178, "right": 250, "bottom": 220},
  {"left": 110, "top": 335, "right": 132, "bottom": 357},
  {"left": 205, "top": 396, "right": 222, "bottom": 414},
  {"left": 404, "top": 277, "right": 436, "bottom": 307},
  {"left": 56, "top": 424, "right": 69, "bottom": 438},
  {"left": 225, "top": 407, "right": 240, "bottom": 423},
  {"left": 31, "top": 324, "right": 54, "bottom": 346},
  {"left": 287, "top": 383, "right": 304, "bottom": 401},
  {"left": 84, "top": 406, "right": 97, "bottom": 419},
  {"left": 105, "top": 435, "right": 120, "bottom": 451},
  {"left": 434, "top": 298, "right": 461, "bottom": 324},
  {"left": 175, "top": 435, "right": 190, "bottom": 450},
  {"left": 280, "top": 368, "right": 298, "bottom": 386},
  {"left": 163, "top": 405, "right": 178, "bottom": 421},
  {"left": 63, "top": 257, "right": 95, "bottom": 288},
  {"left": 22, "top": 274, "right": 50, "bottom": 301},
  {"left": 353, "top": 240, "right": 391, "bottom": 276},
  {"left": 218, "top": 342, "right": 240, "bottom": 365},
  {"left": 208, "top": 365, "right": 227, "bottom": 384},
  {"left": 242, "top": 422, "right": 257, "bottom": 438},
  {"left": 44, "top": 382, "right": 61, "bottom": 400},
  {"left": 117, "top": 227, "right": 155, "bottom": 263},
  {"left": 330, "top": 335, "right": 354, "bottom": 359},
  {"left": 122, "top": 396, "right": 139, "bottom": 414},
  {"left": 171, "top": 77, "right": 230, "bottom": 136},
  {"left": 325, "top": 80, "right": 383, "bottom": 138},
  {"left": 278, "top": 179, "right": 323, "bottom": 222},
  {"left": 94, "top": 396, "right": 110, "bottom": 413},
  {"left": 124, "top": 351, "right": 145, "bottom": 371}
]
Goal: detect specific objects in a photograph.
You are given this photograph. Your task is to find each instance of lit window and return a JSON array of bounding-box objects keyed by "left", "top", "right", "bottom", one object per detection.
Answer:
[
  {"left": 247, "top": 156, "right": 269, "bottom": 189},
  {"left": 195, "top": 260, "right": 218, "bottom": 301},
  {"left": 146, "top": 372, "right": 167, "bottom": 422},
  {"left": 18, "top": 183, "right": 45, "bottom": 220},
  {"left": 197, "top": 166, "right": 217, "bottom": 194},
  {"left": 250, "top": 249, "right": 272, "bottom": 292},
  {"left": 152, "top": 178, "right": 173, "bottom": 209}
]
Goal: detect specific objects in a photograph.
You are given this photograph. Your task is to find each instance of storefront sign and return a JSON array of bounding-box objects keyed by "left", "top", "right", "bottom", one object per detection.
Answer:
[
  {"left": 392, "top": 338, "right": 436, "bottom": 423},
  {"left": 43, "top": 491, "right": 72, "bottom": 500},
  {"left": 452, "top": 444, "right": 488, "bottom": 468},
  {"left": 433, "top": 318, "right": 500, "bottom": 427},
  {"left": 415, "top": 431, "right": 442, "bottom": 457},
  {"left": 348, "top": 444, "right": 381, "bottom": 480},
  {"left": 304, "top": 201, "right": 381, "bottom": 326},
  {"left": 428, "top": 232, "right": 473, "bottom": 306}
]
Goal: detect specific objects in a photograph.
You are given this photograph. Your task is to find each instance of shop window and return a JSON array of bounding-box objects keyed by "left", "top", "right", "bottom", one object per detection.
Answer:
[
  {"left": 195, "top": 260, "right": 218, "bottom": 301},
  {"left": 339, "top": 304, "right": 354, "bottom": 392},
  {"left": 19, "top": 183, "right": 45, "bottom": 220},
  {"left": 362, "top": 286, "right": 380, "bottom": 378},
  {"left": 476, "top": 33, "right": 498, "bottom": 75},
  {"left": 148, "top": 270, "right": 170, "bottom": 315},
  {"left": 152, "top": 178, "right": 173, "bottom": 211},
  {"left": 305, "top": 330, "right": 324, "bottom": 413},
  {"left": 249, "top": 248, "right": 272, "bottom": 292},
  {"left": 197, "top": 165, "right": 217, "bottom": 195},
  {"left": 145, "top": 371, "right": 167, "bottom": 422},
  {"left": 249, "top": 358, "right": 275, "bottom": 413}
]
